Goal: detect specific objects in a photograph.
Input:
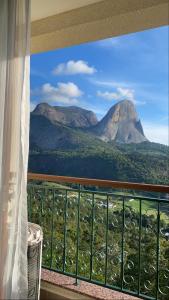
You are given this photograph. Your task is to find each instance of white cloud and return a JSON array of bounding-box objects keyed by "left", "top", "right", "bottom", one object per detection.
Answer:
[
  {"left": 97, "top": 90, "right": 121, "bottom": 101},
  {"left": 117, "top": 87, "right": 135, "bottom": 101},
  {"left": 90, "top": 78, "right": 130, "bottom": 88},
  {"left": 143, "top": 121, "right": 169, "bottom": 145},
  {"left": 40, "top": 82, "right": 83, "bottom": 104},
  {"left": 95, "top": 35, "right": 151, "bottom": 52},
  {"left": 97, "top": 87, "right": 146, "bottom": 106},
  {"left": 53, "top": 60, "right": 96, "bottom": 75},
  {"left": 96, "top": 37, "right": 120, "bottom": 48},
  {"left": 97, "top": 87, "right": 135, "bottom": 101},
  {"left": 90, "top": 78, "right": 152, "bottom": 90},
  {"left": 42, "top": 82, "right": 82, "bottom": 97}
]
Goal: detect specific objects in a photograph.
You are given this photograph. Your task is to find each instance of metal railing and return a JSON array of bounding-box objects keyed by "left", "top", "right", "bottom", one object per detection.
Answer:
[{"left": 27, "top": 173, "right": 169, "bottom": 300}]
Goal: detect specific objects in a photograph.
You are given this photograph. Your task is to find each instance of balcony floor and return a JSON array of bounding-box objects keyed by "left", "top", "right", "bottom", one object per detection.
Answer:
[{"left": 41, "top": 269, "right": 140, "bottom": 300}]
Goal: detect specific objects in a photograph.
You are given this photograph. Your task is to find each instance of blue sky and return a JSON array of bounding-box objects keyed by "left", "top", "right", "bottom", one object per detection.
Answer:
[{"left": 31, "top": 26, "right": 168, "bottom": 145}]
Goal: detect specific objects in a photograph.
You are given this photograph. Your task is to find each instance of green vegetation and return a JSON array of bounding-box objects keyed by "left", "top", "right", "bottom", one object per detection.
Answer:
[
  {"left": 29, "top": 141, "right": 169, "bottom": 185},
  {"left": 28, "top": 184, "right": 169, "bottom": 300}
]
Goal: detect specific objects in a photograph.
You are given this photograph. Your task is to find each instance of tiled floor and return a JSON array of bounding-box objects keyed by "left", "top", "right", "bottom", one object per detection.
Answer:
[{"left": 42, "top": 269, "right": 140, "bottom": 300}]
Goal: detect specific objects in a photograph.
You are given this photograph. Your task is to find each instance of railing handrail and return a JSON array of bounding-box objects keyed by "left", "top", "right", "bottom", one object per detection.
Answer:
[{"left": 27, "top": 173, "right": 169, "bottom": 193}]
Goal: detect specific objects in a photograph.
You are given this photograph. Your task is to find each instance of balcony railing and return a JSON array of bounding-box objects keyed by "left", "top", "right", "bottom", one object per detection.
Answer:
[{"left": 27, "top": 173, "right": 169, "bottom": 300}]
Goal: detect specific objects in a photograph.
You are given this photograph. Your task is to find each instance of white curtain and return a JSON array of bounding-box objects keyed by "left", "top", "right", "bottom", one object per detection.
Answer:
[{"left": 0, "top": 0, "right": 30, "bottom": 299}]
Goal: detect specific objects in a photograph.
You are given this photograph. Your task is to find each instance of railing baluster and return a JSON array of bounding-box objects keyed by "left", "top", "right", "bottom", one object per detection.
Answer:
[
  {"left": 27, "top": 176, "right": 168, "bottom": 300},
  {"left": 138, "top": 199, "right": 142, "bottom": 295},
  {"left": 75, "top": 185, "right": 80, "bottom": 285},
  {"left": 40, "top": 187, "right": 45, "bottom": 226},
  {"left": 156, "top": 201, "right": 160, "bottom": 299},
  {"left": 63, "top": 190, "right": 67, "bottom": 272},
  {"left": 90, "top": 193, "right": 94, "bottom": 281},
  {"left": 50, "top": 189, "right": 55, "bottom": 269},
  {"left": 105, "top": 195, "right": 109, "bottom": 285},
  {"left": 121, "top": 196, "right": 125, "bottom": 291}
]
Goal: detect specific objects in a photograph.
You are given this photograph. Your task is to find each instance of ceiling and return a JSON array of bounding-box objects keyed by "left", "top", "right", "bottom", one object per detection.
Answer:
[
  {"left": 31, "top": 0, "right": 101, "bottom": 21},
  {"left": 31, "top": 0, "right": 169, "bottom": 54}
]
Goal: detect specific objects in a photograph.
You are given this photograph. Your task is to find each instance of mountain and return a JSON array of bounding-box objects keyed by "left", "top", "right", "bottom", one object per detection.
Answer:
[
  {"left": 32, "top": 103, "right": 98, "bottom": 128},
  {"left": 30, "top": 113, "right": 107, "bottom": 151},
  {"left": 89, "top": 100, "right": 147, "bottom": 143},
  {"left": 31, "top": 100, "right": 147, "bottom": 146},
  {"left": 29, "top": 101, "right": 168, "bottom": 185}
]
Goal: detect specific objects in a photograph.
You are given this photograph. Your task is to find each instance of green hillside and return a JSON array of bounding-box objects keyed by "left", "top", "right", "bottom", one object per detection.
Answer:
[{"left": 29, "top": 141, "right": 169, "bottom": 185}]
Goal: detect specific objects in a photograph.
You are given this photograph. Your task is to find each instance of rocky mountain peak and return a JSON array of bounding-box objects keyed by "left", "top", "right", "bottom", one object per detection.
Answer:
[
  {"left": 108, "top": 99, "right": 138, "bottom": 122},
  {"left": 91, "top": 99, "right": 148, "bottom": 143},
  {"left": 32, "top": 103, "right": 98, "bottom": 128}
]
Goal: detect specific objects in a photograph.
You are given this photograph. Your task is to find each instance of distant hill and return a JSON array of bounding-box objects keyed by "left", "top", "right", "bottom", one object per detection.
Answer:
[
  {"left": 29, "top": 142, "right": 168, "bottom": 185},
  {"left": 29, "top": 101, "right": 168, "bottom": 184},
  {"left": 30, "top": 114, "right": 107, "bottom": 151},
  {"left": 32, "top": 102, "right": 98, "bottom": 128}
]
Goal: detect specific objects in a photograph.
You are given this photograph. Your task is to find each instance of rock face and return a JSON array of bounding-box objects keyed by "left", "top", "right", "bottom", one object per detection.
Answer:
[
  {"left": 30, "top": 100, "right": 148, "bottom": 150},
  {"left": 91, "top": 100, "right": 148, "bottom": 143},
  {"left": 32, "top": 103, "right": 98, "bottom": 128},
  {"left": 30, "top": 114, "right": 81, "bottom": 151}
]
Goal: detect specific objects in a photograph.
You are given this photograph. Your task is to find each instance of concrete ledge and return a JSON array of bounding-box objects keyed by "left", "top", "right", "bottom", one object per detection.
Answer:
[
  {"left": 40, "top": 281, "right": 96, "bottom": 300},
  {"left": 41, "top": 269, "right": 140, "bottom": 300}
]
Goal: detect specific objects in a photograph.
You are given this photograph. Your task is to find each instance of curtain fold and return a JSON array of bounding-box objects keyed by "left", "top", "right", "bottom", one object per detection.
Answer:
[{"left": 0, "top": 0, "right": 30, "bottom": 299}]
